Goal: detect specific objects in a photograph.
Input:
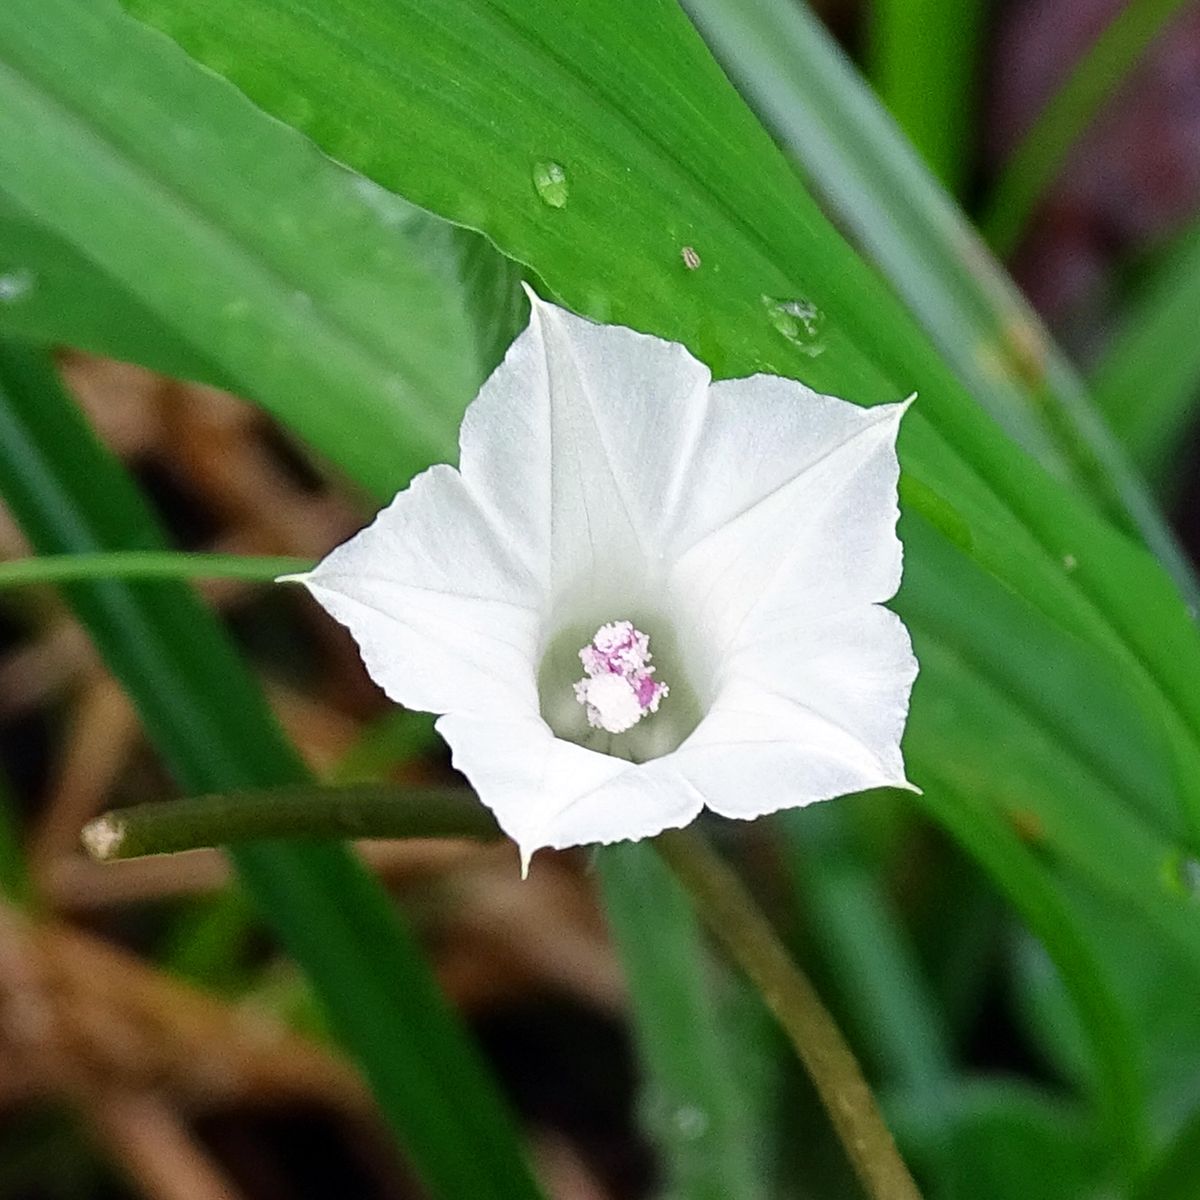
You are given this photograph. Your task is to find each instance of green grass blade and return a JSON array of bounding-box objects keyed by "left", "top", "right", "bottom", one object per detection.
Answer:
[
  {"left": 0, "top": 339, "right": 543, "bottom": 1200},
  {"left": 866, "top": 0, "right": 986, "bottom": 194},
  {"left": 1134, "top": 1107, "right": 1200, "bottom": 1200},
  {"left": 0, "top": 770, "right": 32, "bottom": 909},
  {"left": 0, "top": 551, "right": 309, "bottom": 589},
  {"left": 909, "top": 771, "right": 1147, "bottom": 1166},
  {"left": 981, "top": 0, "right": 1195, "bottom": 256},
  {"left": 1091, "top": 219, "right": 1200, "bottom": 484},
  {"left": 598, "top": 843, "right": 762, "bottom": 1200},
  {"left": 680, "top": 0, "right": 1197, "bottom": 607},
  {"left": 784, "top": 804, "right": 952, "bottom": 1097}
]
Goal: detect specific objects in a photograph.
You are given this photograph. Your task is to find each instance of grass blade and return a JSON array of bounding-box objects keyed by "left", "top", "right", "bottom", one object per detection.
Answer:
[
  {"left": 867, "top": 0, "right": 986, "bottom": 194},
  {"left": 784, "top": 804, "right": 952, "bottom": 1097},
  {"left": 0, "top": 551, "right": 308, "bottom": 589},
  {"left": 1091, "top": 219, "right": 1200, "bottom": 485},
  {"left": 980, "top": 0, "right": 1196, "bottom": 255},
  {"left": 598, "top": 843, "right": 762, "bottom": 1200}
]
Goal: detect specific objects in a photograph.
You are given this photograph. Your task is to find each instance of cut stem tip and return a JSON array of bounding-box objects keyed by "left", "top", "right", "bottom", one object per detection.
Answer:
[{"left": 81, "top": 815, "right": 126, "bottom": 862}]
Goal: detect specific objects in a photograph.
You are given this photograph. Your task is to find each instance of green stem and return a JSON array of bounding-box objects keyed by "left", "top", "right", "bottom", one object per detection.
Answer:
[
  {"left": 654, "top": 827, "right": 923, "bottom": 1200},
  {"left": 82, "top": 784, "right": 498, "bottom": 860},
  {"left": 982, "top": 0, "right": 1193, "bottom": 255},
  {"left": 0, "top": 550, "right": 313, "bottom": 589}
]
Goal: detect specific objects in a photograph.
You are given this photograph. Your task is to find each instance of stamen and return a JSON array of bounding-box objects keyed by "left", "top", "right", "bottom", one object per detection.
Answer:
[{"left": 574, "top": 620, "right": 668, "bottom": 734}]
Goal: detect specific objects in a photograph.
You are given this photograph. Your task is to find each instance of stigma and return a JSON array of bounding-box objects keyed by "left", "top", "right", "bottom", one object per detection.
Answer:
[{"left": 573, "top": 621, "right": 668, "bottom": 734}]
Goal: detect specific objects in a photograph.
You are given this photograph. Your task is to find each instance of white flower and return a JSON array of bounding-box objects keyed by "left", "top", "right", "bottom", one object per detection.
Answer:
[{"left": 286, "top": 290, "right": 918, "bottom": 872}]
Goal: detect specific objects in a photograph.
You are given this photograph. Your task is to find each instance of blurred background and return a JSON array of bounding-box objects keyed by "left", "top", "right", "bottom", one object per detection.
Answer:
[{"left": 1, "top": 0, "right": 1199, "bottom": 1197}]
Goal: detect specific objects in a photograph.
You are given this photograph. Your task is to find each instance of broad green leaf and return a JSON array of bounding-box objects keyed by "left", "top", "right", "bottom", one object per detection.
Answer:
[
  {"left": 981, "top": 0, "right": 1197, "bottom": 256},
  {"left": 0, "top": 340, "right": 543, "bottom": 1200},
  {"left": 681, "top": 0, "right": 1196, "bottom": 605},
  {"left": 0, "top": 194, "right": 223, "bottom": 386},
  {"left": 0, "top": 12, "right": 726, "bottom": 1192},
  {"left": 0, "top": 0, "right": 522, "bottom": 489},
  {"left": 888, "top": 1079, "right": 1110, "bottom": 1200},
  {"left": 1092, "top": 219, "right": 1200, "bottom": 485},
  {"left": 598, "top": 844, "right": 762, "bottom": 1200},
  {"left": 911, "top": 762, "right": 1146, "bottom": 1163}
]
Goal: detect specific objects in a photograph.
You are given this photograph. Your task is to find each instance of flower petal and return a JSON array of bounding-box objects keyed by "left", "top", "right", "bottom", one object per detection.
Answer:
[
  {"left": 437, "top": 711, "right": 705, "bottom": 868},
  {"left": 673, "top": 604, "right": 918, "bottom": 820},
  {"left": 667, "top": 382, "right": 909, "bottom": 670},
  {"left": 297, "top": 464, "right": 542, "bottom": 714},
  {"left": 520, "top": 292, "right": 713, "bottom": 602}
]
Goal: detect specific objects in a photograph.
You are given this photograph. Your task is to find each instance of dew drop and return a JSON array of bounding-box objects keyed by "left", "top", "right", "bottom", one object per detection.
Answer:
[
  {"left": 1163, "top": 851, "right": 1200, "bottom": 900},
  {"left": 0, "top": 269, "right": 35, "bottom": 304},
  {"left": 763, "top": 294, "right": 826, "bottom": 356},
  {"left": 673, "top": 1105, "right": 710, "bottom": 1140},
  {"left": 532, "top": 160, "right": 569, "bottom": 209}
]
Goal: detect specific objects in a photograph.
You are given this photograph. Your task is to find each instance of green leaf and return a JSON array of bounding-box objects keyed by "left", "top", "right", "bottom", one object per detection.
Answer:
[
  {"left": 910, "top": 762, "right": 1147, "bottom": 1165},
  {"left": 866, "top": 0, "right": 985, "bottom": 194},
  {"left": 598, "top": 843, "right": 762, "bottom": 1200},
  {"left": 0, "top": 193, "right": 222, "bottom": 385},
  {"left": 889, "top": 1079, "right": 1110, "bottom": 1200},
  {"left": 980, "top": 0, "right": 1196, "bottom": 256},
  {"left": 1013, "top": 876, "right": 1200, "bottom": 1134},
  {"left": 0, "top": 340, "right": 543, "bottom": 1200},
  {"left": 1135, "top": 1107, "right": 1200, "bottom": 1200},
  {"left": 680, "top": 0, "right": 1196, "bottom": 604},
  {"left": 1091, "top": 219, "right": 1200, "bottom": 485},
  {"left": 783, "top": 802, "right": 953, "bottom": 1097},
  {"left": 0, "top": 0, "right": 522, "bottom": 494}
]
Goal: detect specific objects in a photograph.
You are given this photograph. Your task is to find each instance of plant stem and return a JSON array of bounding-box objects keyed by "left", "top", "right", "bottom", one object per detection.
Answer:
[
  {"left": 82, "top": 784, "right": 498, "bottom": 860},
  {"left": 654, "top": 826, "right": 923, "bottom": 1200},
  {"left": 0, "top": 551, "right": 313, "bottom": 590}
]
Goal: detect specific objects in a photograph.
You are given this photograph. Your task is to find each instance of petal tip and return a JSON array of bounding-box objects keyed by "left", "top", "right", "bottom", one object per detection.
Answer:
[
  {"left": 518, "top": 842, "right": 537, "bottom": 879},
  {"left": 520, "top": 279, "right": 548, "bottom": 311}
]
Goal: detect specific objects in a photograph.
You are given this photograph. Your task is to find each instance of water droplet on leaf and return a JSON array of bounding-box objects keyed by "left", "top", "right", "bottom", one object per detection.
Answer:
[
  {"left": 763, "top": 295, "right": 825, "bottom": 356},
  {"left": 532, "top": 160, "right": 569, "bottom": 208},
  {"left": 0, "top": 269, "right": 35, "bottom": 303},
  {"left": 673, "top": 1106, "right": 709, "bottom": 1140},
  {"left": 1163, "top": 852, "right": 1200, "bottom": 899}
]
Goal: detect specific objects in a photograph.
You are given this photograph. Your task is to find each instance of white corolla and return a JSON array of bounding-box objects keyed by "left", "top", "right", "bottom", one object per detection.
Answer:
[{"left": 286, "top": 291, "right": 919, "bottom": 872}]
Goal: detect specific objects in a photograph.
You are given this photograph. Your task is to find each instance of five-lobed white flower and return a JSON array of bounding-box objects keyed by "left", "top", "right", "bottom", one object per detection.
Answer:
[{"left": 285, "top": 290, "right": 919, "bottom": 873}]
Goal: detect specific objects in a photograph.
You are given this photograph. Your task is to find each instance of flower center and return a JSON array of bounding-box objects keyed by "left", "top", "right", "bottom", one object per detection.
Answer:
[{"left": 573, "top": 620, "right": 668, "bottom": 734}]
